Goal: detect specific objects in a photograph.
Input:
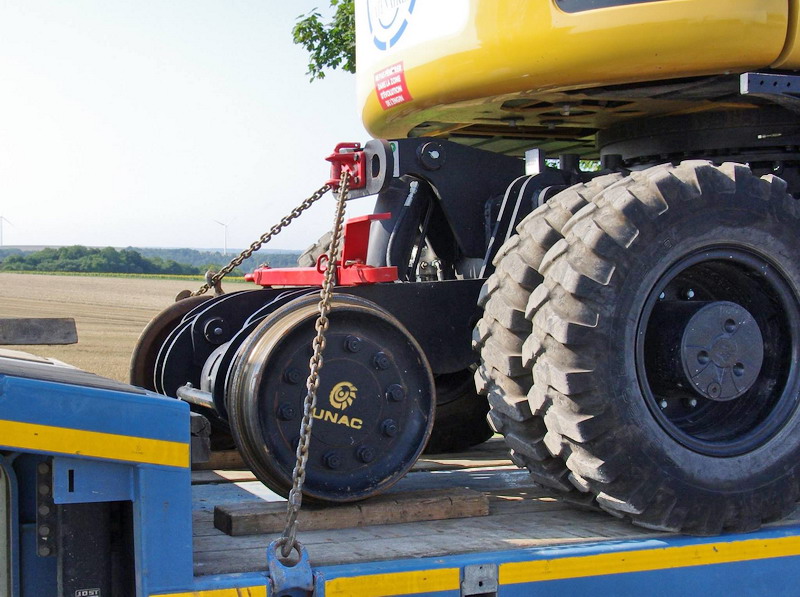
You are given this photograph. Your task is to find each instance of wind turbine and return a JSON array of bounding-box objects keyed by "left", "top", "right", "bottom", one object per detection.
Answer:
[
  {"left": 213, "top": 220, "right": 229, "bottom": 255},
  {"left": 0, "top": 216, "right": 13, "bottom": 247}
]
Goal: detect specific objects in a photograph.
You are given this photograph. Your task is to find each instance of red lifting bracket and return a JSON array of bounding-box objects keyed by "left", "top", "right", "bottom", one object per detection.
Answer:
[
  {"left": 245, "top": 213, "right": 398, "bottom": 287},
  {"left": 326, "top": 142, "right": 367, "bottom": 190}
]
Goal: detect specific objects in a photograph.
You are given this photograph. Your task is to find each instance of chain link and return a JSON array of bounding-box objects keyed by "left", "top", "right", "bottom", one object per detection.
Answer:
[
  {"left": 190, "top": 182, "right": 333, "bottom": 297},
  {"left": 279, "top": 171, "right": 350, "bottom": 559}
]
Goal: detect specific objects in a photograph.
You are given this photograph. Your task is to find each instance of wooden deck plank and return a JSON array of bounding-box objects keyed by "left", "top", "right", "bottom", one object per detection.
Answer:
[{"left": 215, "top": 488, "right": 489, "bottom": 536}]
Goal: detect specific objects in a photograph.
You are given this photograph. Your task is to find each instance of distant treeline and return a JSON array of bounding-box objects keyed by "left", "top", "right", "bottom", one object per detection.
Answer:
[
  {"left": 0, "top": 246, "right": 301, "bottom": 276},
  {"left": 133, "top": 247, "right": 301, "bottom": 272}
]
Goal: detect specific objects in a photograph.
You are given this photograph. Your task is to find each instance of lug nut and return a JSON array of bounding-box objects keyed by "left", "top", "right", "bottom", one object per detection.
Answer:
[
  {"left": 277, "top": 403, "right": 296, "bottom": 421},
  {"left": 659, "top": 400, "right": 668, "bottom": 409},
  {"left": 683, "top": 288, "right": 695, "bottom": 300},
  {"left": 381, "top": 419, "right": 398, "bottom": 437},
  {"left": 357, "top": 446, "right": 376, "bottom": 463},
  {"left": 344, "top": 335, "right": 363, "bottom": 353},
  {"left": 284, "top": 368, "right": 303, "bottom": 385},
  {"left": 323, "top": 451, "right": 342, "bottom": 470},
  {"left": 386, "top": 384, "right": 405, "bottom": 402},
  {"left": 373, "top": 352, "right": 390, "bottom": 370}
]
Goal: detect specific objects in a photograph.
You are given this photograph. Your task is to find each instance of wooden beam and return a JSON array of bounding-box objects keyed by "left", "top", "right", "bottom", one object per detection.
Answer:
[
  {"left": 214, "top": 488, "right": 490, "bottom": 536},
  {"left": 0, "top": 318, "right": 78, "bottom": 345}
]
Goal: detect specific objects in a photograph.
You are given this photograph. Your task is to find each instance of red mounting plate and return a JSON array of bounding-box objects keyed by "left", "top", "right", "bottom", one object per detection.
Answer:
[{"left": 244, "top": 213, "right": 398, "bottom": 287}]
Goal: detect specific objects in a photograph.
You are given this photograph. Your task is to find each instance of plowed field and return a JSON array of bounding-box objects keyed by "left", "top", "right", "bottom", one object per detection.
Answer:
[{"left": 0, "top": 273, "right": 247, "bottom": 382}]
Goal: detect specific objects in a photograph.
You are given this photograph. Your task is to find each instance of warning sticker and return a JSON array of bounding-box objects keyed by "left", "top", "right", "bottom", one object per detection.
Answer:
[{"left": 374, "top": 63, "right": 412, "bottom": 110}]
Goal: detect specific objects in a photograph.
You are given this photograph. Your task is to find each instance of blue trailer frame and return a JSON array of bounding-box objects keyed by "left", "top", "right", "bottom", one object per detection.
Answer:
[{"left": 3, "top": 355, "right": 800, "bottom": 596}]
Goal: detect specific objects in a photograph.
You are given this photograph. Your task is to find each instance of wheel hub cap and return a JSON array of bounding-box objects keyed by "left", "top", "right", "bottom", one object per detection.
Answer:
[{"left": 681, "top": 301, "right": 763, "bottom": 401}]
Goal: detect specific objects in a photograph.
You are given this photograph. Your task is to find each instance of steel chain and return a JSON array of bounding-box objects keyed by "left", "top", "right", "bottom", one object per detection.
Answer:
[
  {"left": 279, "top": 171, "right": 350, "bottom": 560},
  {"left": 190, "top": 182, "right": 333, "bottom": 297}
]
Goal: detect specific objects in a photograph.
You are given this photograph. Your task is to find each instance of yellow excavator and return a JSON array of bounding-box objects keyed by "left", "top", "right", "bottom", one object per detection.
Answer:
[
  {"left": 136, "top": 1, "right": 800, "bottom": 535},
  {"left": 354, "top": 0, "right": 800, "bottom": 535}
]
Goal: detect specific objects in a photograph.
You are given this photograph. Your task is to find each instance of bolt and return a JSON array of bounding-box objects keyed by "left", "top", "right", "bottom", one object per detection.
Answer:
[
  {"left": 344, "top": 335, "right": 363, "bottom": 353},
  {"left": 357, "top": 446, "right": 376, "bottom": 463},
  {"left": 38, "top": 546, "right": 51, "bottom": 557},
  {"left": 38, "top": 484, "right": 50, "bottom": 496},
  {"left": 683, "top": 288, "right": 695, "bottom": 300},
  {"left": 658, "top": 292, "right": 666, "bottom": 300},
  {"left": 38, "top": 505, "right": 51, "bottom": 517},
  {"left": 284, "top": 368, "right": 303, "bottom": 385},
  {"left": 37, "top": 462, "right": 50, "bottom": 475},
  {"left": 38, "top": 525, "right": 50, "bottom": 537},
  {"left": 386, "top": 384, "right": 405, "bottom": 402},
  {"left": 724, "top": 318, "right": 737, "bottom": 334},
  {"left": 659, "top": 400, "right": 668, "bottom": 409},
  {"left": 277, "top": 403, "right": 296, "bottom": 421},
  {"left": 373, "top": 352, "right": 390, "bottom": 370},
  {"left": 688, "top": 398, "right": 698, "bottom": 408},
  {"left": 323, "top": 451, "right": 342, "bottom": 470},
  {"left": 213, "top": 327, "right": 223, "bottom": 336},
  {"left": 381, "top": 419, "right": 398, "bottom": 437},
  {"left": 707, "top": 383, "right": 721, "bottom": 399}
]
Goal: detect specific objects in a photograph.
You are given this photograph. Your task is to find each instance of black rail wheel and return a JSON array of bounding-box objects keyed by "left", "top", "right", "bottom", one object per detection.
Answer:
[
  {"left": 227, "top": 293, "right": 435, "bottom": 502},
  {"left": 532, "top": 161, "right": 800, "bottom": 534},
  {"left": 130, "top": 295, "right": 211, "bottom": 389},
  {"left": 474, "top": 173, "right": 622, "bottom": 493}
]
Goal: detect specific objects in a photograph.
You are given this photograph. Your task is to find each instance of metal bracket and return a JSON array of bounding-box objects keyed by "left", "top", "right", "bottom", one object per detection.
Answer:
[
  {"left": 267, "top": 539, "right": 314, "bottom": 597},
  {"left": 740, "top": 72, "right": 800, "bottom": 113},
  {"left": 462, "top": 563, "right": 498, "bottom": 597}
]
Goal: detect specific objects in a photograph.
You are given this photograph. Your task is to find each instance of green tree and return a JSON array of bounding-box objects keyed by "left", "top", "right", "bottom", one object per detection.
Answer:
[{"left": 293, "top": 0, "right": 355, "bottom": 81}]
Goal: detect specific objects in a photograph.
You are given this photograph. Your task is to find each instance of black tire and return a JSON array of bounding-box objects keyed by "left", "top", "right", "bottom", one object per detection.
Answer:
[
  {"left": 297, "top": 231, "right": 332, "bottom": 267},
  {"left": 423, "top": 369, "right": 493, "bottom": 454},
  {"left": 532, "top": 161, "right": 800, "bottom": 534},
  {"left": 473, "top": 174, "right": 622, "bottom": 493}
]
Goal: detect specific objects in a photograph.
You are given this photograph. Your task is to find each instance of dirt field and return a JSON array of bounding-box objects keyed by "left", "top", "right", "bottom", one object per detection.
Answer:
[{"left": 0, "top": 273, "right": 246, "bottom": 382}]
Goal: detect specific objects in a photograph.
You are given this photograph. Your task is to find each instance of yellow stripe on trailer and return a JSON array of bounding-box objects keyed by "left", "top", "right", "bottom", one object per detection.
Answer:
[
  {"left": 325, "top": 567, "right": 460, "bottom": 597},
  {"left": 0, "top": 419, "right": 188, "bottom": 468},
  {"left": 152, "top": 588, "right": 266, "bottom": 597},
  {"left": 500, "top": 535, "right": 800, "bottom": 586}
]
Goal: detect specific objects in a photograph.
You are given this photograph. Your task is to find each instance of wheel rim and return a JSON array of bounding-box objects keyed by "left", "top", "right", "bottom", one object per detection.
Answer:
[{"left": 636, "top": 246, "right": 800, "bottom": 456}]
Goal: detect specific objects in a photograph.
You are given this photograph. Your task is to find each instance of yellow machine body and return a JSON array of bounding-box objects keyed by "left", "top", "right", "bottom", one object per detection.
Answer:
[{"left": 356, "top": 0, "right": 800, "bottom": 155}]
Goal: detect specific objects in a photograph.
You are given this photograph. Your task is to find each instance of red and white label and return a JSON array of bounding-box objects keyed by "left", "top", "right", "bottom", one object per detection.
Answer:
[{"left": 374, "top": 62, "right": 412, "bottom": 110}]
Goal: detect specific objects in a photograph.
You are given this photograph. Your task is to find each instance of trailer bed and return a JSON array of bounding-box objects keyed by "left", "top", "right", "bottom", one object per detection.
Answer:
[{"left": 189, "top": 440, "right": 800, "bottom": 577}]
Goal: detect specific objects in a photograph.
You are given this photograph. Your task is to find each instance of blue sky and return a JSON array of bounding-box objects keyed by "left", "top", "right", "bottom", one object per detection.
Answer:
[{"left": 0, "top": 1, "right": 371, "bottom": 250}]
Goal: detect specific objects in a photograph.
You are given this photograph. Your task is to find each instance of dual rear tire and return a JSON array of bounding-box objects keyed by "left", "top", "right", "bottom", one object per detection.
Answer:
[{"left": 477, "top": 161, "right": 800, "bottom": 533}]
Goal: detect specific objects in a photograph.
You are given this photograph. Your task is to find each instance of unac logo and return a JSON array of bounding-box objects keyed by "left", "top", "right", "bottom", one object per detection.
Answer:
[
  {"left": 366, "top": 0, "right": 416, "bottom": 51},
  {"left": 329, "top": 381, "right": 357, "bottom": 410}
]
